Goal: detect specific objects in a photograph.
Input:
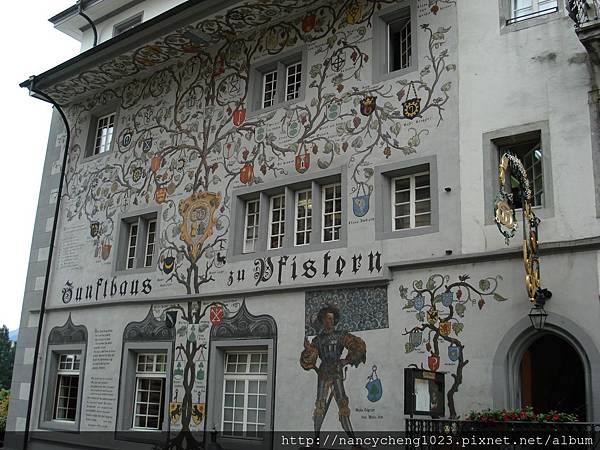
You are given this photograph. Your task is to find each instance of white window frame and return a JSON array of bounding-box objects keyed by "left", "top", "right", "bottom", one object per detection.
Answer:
[
  {"left": 391, "top": 171, "right": 431, "bottom": 231},
  {"left": 243, "top": 199, "right": 261, "bottom": 254},
  {"left": 285, "top": 62, "right": 303, "bottom": 102},
  {"left": 511, "top": 0, "right": 558, "bottom": 21},
  {"left": 117, "top": 213, "right": 159, "bottom": 272},
  {"left": 93, "top": 112, "right": 116, "bottom": 156},
  {"left": 221, "top": 351, "right": 269, "bottom": 438},
  {"left": 144, "top": 219, "right": 157, "bottom": 267},
  {"left": 250, "top": 50, "right": 306, "bottom": 113},
  {"left": 294, "top": 189, "right": 312, "bottom": 247},
  {"left": 53, "top": 354, "right": 81, "bottom": 422},
  {"left": 132, "top": 353, "right": 167, "bottom": 431},
  {"left": 262, "top": 70, "right": 278, "bottom": 109},
  {"left": 321, "top": 183, "right": 342, "bottom": 243},
  {"left": 268, "top": 194, "right": 285, "bottom": 250}
]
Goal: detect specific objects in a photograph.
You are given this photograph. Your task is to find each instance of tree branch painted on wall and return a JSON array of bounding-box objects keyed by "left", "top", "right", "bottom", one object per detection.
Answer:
[
  {"left": 58, "top": 0, "right": 456, "bottom": 296},
  {"left": 399, "top": 273, "right": 508, "bottom": 418}
]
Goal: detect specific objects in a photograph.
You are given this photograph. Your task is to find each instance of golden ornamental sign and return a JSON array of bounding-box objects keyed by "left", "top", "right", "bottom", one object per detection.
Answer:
[{"left": 178, "top": 191, "right": 221, "bottom": 262}]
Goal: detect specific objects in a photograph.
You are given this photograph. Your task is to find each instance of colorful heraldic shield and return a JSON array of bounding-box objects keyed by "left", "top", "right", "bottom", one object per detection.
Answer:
[{"left": 178, "top": 192, "right": 221, "bottom": 262}]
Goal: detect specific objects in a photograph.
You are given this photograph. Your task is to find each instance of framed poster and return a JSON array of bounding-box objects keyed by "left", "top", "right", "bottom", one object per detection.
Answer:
[{"left": 404, "top": 368, "right": 445, "bottom": 417}]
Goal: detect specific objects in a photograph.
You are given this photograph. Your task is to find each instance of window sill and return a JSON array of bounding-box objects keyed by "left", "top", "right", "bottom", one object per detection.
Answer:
[
  {"left": 373, "top": 64, "right": 417, "bottom": 85},
  {"left": 114, "top": 265, "right": 156, "bottom": 277},
  {"left": 376, "top": 224, "right": 438, "bottom": 241},
  {"left": 38, "top": 420, "right": 80, "bottom": 433},
  {"left": 501, "top": 9, "right": 563, "bottom": 33},
  {"left": 229, "top": 238, "right": 346, "bottom": 263},
  {"left": 81, "top": 149, "right": 112, "bottom": 163},
  {"left": 247, "top": 95, "right": 305, "bottom": 120}
]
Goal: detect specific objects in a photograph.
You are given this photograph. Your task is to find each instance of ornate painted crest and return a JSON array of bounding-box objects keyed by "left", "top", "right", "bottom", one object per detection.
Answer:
[
  {"left": 360, "top": 96, "right": 377, "bottom": 116},
  {"left": 210, "top": 304, "right": 224, "bottom": 326},
  {"left": 191, "top": 403, "right": 205, "bottom": 426},
  {"left": 448, "top": 343, "right": 461, "bottom": 362},
  {"left": 178, "top": 191, "right": 221, "bottom": 262},
  {"left": 413, "top": 294, "right": 425, "bottom": 311}
]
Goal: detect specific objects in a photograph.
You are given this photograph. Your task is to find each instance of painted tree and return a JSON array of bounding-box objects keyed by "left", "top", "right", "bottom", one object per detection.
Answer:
[
  {"left": 399, "top": 273, "right": 507, "bottom": 418},
  {"left": 59, "top": 0, "right": 455, "bottom": 295}
]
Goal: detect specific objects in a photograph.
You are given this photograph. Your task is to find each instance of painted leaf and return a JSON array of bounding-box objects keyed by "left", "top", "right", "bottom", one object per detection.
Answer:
[
  {"left": 455, "top": 303, "right": 466, "bottom": 317},
  {"left": 416, "top": 311, "right": 425, "bottom": 322},
  {"left": 479, "top": 279, "right": 491, "bottom": 291},
  {"left": 405, "top": 342, "right": 414, "bottom": 354},
  {"left": 493, "top": 293, "right": 508, "bottom": 302},
  {"left": 426, "top": 276, "right": 436, "bottom": 290},
  {"left": 415, "top": 280, "right": 423, "bottom": 289},
  {"left": 452, "top": 322, "right": 464, "bottom": 335}
]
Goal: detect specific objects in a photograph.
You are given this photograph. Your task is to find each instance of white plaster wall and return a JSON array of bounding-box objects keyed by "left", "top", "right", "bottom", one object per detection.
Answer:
[{"left": 457, "top": 1, "right": 599, "bottom": 254}]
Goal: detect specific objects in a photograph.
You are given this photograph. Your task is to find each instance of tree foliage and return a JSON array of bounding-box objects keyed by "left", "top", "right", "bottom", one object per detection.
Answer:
[{"left": 0, "top": 325, "right": 15, "bottom": 391}]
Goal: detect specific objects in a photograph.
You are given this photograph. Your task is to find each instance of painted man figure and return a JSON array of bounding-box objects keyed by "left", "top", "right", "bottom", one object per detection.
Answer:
[{"left": 300, "top": 305, "right": 367, "bottom": 439}]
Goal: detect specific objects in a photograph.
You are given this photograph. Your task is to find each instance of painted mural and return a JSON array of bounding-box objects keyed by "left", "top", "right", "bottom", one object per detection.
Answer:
[
  {"left": 300, "top": 304, "right": 367, "bottom": 439},
  {"left": 150, "top": 300, "right": 242, "bottom": 449},
  {"left": 51, "top": 0, "right": 457, "bottom": 301},
  {"left": 399, "top": 273, "right": 508, "bottom": 418}
]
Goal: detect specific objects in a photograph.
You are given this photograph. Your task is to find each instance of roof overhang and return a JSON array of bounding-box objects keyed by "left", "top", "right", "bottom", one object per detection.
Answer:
[{"left": 21, "top": 0, "right": 235, "bottom": 102}]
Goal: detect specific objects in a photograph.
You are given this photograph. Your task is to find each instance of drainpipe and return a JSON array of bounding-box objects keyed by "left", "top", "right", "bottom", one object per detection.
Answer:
[
  {"left": 21, "top": 76, "right": 71, "bottom": 450},
  {"left": 77, "top": 0, "right": 98, "bottom": 47}
]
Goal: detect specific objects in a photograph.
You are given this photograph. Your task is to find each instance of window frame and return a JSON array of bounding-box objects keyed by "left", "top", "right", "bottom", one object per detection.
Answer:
[
  {"left": 482, "top": 122, "right": 554, "bottom": 226},
  {"left": 391, "top": 170, "right": 432, "bottom": 231},
  {"left": 114, "top": 209, "right": 160, "bottom": 274},
  {"left": 116, "top": 342, "right": 173, "bottom": 442},
  {"left": 267, "top": 194, "right": 286, "bottom": 250},
  {"left": 248, "top": 48, "right": 308, "bottom": 115},
  {"left": 499, "top": 0, "right": 564, "bottom": 32},
  {"left": 229, "top": 168, "right": 347, "bottom": 261},
  {"left": 83, "top": 102, "right": 120, "bottom": 160},
  {"left": 221, "top": 351, "right": 269, "bottom": 437},
  {"left": 321, "top": 182, "right": 343, "bottom": 243},
  {"left": 206, "top": 340, "right": 275, "bottom": 450},
  {"left": 509, "top": 0, "right": 559, "bottom": 23},
  {"left": 294, "top": 188, "right": 313, "bottom": 247},
  {"left": 372, "top": 1, "right": 417, "bottom": 83},
  {"left": 375, "top": 156, "right": 439, "bottom": 241},
  {"left": 243, "top": 198, "right": 261, "bottom": 254},
  {"left": 39, "top": 344, "right": 86, "bottom": 432},
  {"left": 132, "top": 353, "right": 168, "bottom": 431}
]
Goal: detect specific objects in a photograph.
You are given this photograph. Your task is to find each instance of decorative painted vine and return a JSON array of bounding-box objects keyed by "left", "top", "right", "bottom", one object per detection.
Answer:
[
  {"left": 399, "top": 273, "right": 508, "bottom": 418},
  {"left": 59, "top": 0, "right": 456, "bottom": 295}
]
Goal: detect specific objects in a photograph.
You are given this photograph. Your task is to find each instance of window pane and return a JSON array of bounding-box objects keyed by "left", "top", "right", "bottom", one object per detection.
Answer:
[
  {"left": 388, "top": 14, "right": 411, "bottom": 72},
  {"left": 262, "top": 70, "right": 278, "bottom": 108},
  {"left": 244, "top": 199, "right": 260, "bottom": 253},
  {"left": 415, "top": 213, "right": 431, "bottom": 227}
]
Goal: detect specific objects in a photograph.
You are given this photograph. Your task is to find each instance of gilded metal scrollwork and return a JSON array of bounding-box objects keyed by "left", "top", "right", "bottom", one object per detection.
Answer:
[{"left": 494, "top": 153, "right": 542, "bottom": 303}]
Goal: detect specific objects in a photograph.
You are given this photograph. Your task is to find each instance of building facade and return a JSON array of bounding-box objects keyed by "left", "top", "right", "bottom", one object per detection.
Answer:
[{"left": 6, "top": 0, "right": 600, "bottom": 449}]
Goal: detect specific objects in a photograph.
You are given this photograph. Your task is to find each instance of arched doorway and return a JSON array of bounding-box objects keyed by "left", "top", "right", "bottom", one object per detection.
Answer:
[
  {"left": 492, "top": 314, "right": 600, "bottom": 422},
  {"left": 520, "top": 334, "right": 586, "bottom": 419}
]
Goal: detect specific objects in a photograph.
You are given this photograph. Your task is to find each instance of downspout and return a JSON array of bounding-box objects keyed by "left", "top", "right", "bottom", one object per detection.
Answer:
[
  {"left": 77, "top": 0, "right": 98, "bottom": 47},
  {"left": 21, "top": 76, "right": 71, "bottom": 450}
]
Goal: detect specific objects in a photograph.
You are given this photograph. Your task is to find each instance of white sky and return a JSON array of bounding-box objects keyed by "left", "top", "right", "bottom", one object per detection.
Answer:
[{"left": 0, "top": 2, "right": 80, "bottom": 330}]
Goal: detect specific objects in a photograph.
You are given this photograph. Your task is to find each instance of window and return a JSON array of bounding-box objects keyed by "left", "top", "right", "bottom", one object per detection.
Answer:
[
  {"left": 244, "top": 199, "right": 260, "bottom": 253},
  {"left": 250, "top": 51, "right": 306, "bottom": 112},
  {"left": 222, "top": 352, "right": 268, "bottom": 437},
  {"left": 499, "top": 140, "right": 544, "bottom": 209},
  {"left": 388, "top": 12, "right": 411, "bottom": 72},
  {"left": 373, "top": 4, "right": 415, "bottom": 82},
  {"left": 93, "top": 113, "right": 115, "bottom": 156},
  {"left": 483, "top": 123, "right": 553, "bottom": 225},
  {"left": 285, "top": 62, "right": 302, "bottom": 101},
  {"left": 294, "top": 189, "right": 312, "bottom": 246},
  {"left": 117, "top": 213, "right": 159, "bottom": 271},
  {"left": 322, "top": 183, "right": 342, "bottom": 242},
  {"left": 268, "top": 195, "right": 285, "bottom": 250},
  {"left": 114, "top": 14, "right": 143, "bottom": 36},
  {"left": 392, "top": 171, "right": 431, "bottom": 230},
  {"left": 133, "top": 353, "right": 167, "bottom": 430},
  {"left": 53, "top": 354, "right": 81, "bottom": 422},
  {"left": 509, "top": 0, "right": 558, "bottom": 23},
  {"left": 230, "top": 171, "right": 347, "bottom": 259},
  {"left": 374, "top": 157, "right": 439, "bottom": 240},
  {"left": 262, "top": 70, "right": 278, "bottom": 109}
]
